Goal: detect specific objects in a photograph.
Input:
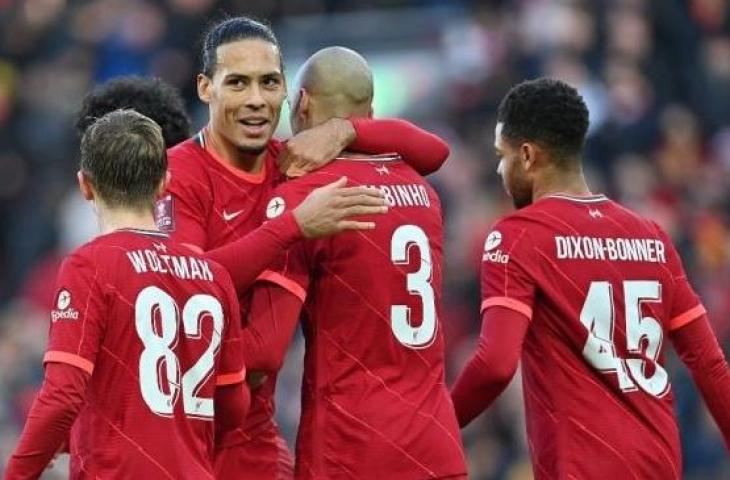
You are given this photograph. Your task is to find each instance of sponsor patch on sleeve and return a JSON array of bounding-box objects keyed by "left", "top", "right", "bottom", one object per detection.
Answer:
[
  {"left": 51, "top": 288, "right": 79, "bottom": 322},
  {"left": 483, "top": 230, "right": 510, "bottom": 264}
]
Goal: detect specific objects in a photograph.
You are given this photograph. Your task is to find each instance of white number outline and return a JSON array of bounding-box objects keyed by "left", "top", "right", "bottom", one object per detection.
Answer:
[
  {"left": 390, "top": 225, "right": 437, "bottom": 349},
  {"left": 181, "top": 294, "right": 224, "bottom": 419},
  {"left": 135, "top": 286, "right": 224, "bottom": 419},
  {"left": 580, "top": 280, "right": 669, "bottom": 398}
]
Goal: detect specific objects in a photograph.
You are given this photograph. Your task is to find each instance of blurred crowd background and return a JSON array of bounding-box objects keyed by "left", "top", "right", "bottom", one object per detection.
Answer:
[{"left": 1, "top": 0, "right": 730, "bottom": 478}]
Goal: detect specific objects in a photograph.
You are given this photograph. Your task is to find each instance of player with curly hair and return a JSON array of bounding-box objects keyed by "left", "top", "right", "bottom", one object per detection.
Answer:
[
  {"left": 76, "top": 76, "right": 191, "bottom": 148},
  {"left": 451, "top": 78, "right": 730, "bottom": 479}
]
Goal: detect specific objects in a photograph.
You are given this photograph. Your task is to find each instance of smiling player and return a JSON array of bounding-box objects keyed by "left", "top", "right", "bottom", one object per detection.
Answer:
[{"left": 159, "top": 17, "right": 453, "bottom": 480}]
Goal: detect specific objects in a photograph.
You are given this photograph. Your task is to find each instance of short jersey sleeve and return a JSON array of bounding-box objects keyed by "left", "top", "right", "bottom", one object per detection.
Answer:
[
  {"left": 156, "top": 153, "right": 211, "bottom": 252},
  {"left": 257, "top": 180, "right": 314, "bottom": 303},
  {"left": 215, "top": 268, "right": 246, "bottom": 386},
  {"left": 480, "top": 217, "right": 536, "bottom": 320},
  {"left": 656, "top": 226, "right": 706, "bottom": 331},
  {"left": 43, "top": 250, "right": 107, "bottom": 375}
]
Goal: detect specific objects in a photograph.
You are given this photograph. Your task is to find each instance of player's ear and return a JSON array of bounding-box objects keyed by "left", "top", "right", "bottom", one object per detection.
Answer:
[
  {"left": 297, "top": 88, "right": 309, "bottom": 118},
  {"left": 77, "top": 170, "right": 94, "bottom": 201},
  {"left": 367, "top": 104, "right": 373, "bottom": 118},
  {"left": 520, "top": 143, "right": 534, "bottom": 171},
  {"left": 197, "top": 74, "right": 212, "bottom": 104}
]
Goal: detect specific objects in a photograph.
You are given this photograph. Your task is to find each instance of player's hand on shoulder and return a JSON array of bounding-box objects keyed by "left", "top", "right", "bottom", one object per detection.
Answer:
[
  {"left": 280, "top": 118, "right": 355, "bottom": 177},
  {"left": 293, "top": 176, "right": 387, "bottom": 238}
]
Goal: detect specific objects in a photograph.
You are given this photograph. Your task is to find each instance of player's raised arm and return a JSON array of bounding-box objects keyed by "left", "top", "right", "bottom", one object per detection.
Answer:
[
  {"left": 280, "top": 47, "right": 449, "bottom": 177},
  {"left": 281, "top": 117, "right": 450, "bottom": 177},
  {"left": 348, "top": 117, "right": 450, "bottom": 175},
  {"left": 204, "top": 177, "right": 386, "bottom": 292}
]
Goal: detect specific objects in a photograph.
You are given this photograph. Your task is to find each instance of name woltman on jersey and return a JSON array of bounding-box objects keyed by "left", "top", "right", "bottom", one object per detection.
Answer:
[
  {"left": 480, "top": 193, "right": 706, "bottom": 479},
  {"left": 44, "top": 229, "right": 244, "bottom": 479}
]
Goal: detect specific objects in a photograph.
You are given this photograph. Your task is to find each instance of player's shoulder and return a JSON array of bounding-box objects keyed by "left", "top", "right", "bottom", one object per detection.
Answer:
[
  {"left": 482, "top": 206, "right": 551, "bottom": 259},
  {"left": 608, "top": 199, "right": 665, "bottom": 234},
  {"left": 58, "top": 235, "right": 116, "bottom": 279},
  {"left": 489, "top": 206, "right": 543, "bottom": 232},
  {"left": 167, "top": 137, "right": 209, "bottom": 175}
]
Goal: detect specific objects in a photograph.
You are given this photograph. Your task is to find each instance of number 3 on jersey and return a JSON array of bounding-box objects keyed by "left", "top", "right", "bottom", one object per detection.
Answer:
[
  {"left": 580, "top": 280, "right": 669, "bottom": 397},
  {"left": 390, "top": 225, "right": 437, "bottom": 349},
  {"left": 135, "top": 286, "right": 223, "bottom": 419}
]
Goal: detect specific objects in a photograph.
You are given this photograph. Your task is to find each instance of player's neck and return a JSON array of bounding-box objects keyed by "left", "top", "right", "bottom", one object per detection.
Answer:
[
  {"left": 532, "top": 168, "right": 592, "bottom": 202},
  {"left": 97, "top": 207, "right": 158, "bottom": 235},
  {"left": 204, "top": 127, "right": 265, "bottom": 174}
]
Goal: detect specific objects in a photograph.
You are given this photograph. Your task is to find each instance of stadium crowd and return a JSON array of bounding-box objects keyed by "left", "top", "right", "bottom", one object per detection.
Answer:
[{"left": 1, "top": 0, "right": 729, "bottom": 478}]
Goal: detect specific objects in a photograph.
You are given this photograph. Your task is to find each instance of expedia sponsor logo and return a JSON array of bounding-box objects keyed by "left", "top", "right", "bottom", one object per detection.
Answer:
[
  {"left": 482, "top": 250, "right": 510, "bottom": 264},
  {"left": 52, "top": 289, "right": 79, "bottom": 322},
  {"left": 52, "top": 309, "right": 79, "bottom": 322}
]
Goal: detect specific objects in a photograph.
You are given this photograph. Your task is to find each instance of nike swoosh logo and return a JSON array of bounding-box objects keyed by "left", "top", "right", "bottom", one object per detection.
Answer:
[{"left": 223, "top": 209, "right": 244, "bottom": 221}]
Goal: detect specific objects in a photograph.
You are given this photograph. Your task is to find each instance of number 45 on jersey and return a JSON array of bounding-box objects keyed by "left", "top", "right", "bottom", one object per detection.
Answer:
[{"left": 580, "top": 280, "right": 669, "bottom": 398}]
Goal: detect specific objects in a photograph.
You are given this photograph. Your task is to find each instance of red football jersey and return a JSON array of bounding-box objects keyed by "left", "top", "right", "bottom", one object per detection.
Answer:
[
  {"left": 158, "top": 132, "right": 283, "bottom": 251},
  {"left": 480, "top": 193, "right": 706, "bottom": 479},
  {"left": 44, "top": 229, "right": 244, "bottom": 479},
  {"left": 157, "top": 131, "right": 292, "bottom": 478},
  {"left": 260, "top": 156, "right": 466, "bottom": 479}
]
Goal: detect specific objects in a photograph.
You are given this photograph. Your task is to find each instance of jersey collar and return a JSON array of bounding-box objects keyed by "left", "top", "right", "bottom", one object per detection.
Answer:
[{"left": 544, "top": 192, "right": 609, "bottom": 204}]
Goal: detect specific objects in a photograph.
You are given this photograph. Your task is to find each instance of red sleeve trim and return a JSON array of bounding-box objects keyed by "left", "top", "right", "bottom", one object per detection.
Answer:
[
  {"left": 216, "top": 368, "right": 246, "bottom": 386},
  {"left": 257, "top": 270, "right": 307, "bottom": 303},
  {"left": 670, "top": 304, "right": 707, "bottom": 331},
  {"left": 43, "top": 351, "right": 94, "bottom": 375},
  {"left": 481, "top": 297, "right": 532, "bottom": 320}
]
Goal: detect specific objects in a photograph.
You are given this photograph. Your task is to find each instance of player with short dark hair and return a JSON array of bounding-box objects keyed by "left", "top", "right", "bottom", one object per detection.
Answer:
[
  {"left": 201, "top": 17, "right": 281, "bottom": 78},
  {"left": 163, "top": 16, "right": 455, "bottom": 479},
  {"left": 76, "top": 76, "right": 192, "bottom": 148},
  {"left": 241, "top": 47, "right": 467, "bottom": 480},
  {"left": 451, "top": 78, "right": 730, "bottom": 479},
  {"left": 5, "top": 110, "right": 248, "bottom": 479}
]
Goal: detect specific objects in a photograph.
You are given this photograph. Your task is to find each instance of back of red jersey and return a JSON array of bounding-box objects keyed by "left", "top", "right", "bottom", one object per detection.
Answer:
[
  {"left": 262, "top": 156, "right": 465, "bottom": 479},
  {"left": 44, "top": 230, "right": 244, "bottom": 479},
  {"left": 481, "top": 194, "right": 705, "bottom": 479}
]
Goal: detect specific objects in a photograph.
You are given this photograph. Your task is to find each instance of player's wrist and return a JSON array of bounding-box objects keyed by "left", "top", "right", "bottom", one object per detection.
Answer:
[
  {"left": 330, "top": 117, "right": 356, "bottom": 147},
  {"left": 271, "top": 211, "right": 304, "bottom": 244}
]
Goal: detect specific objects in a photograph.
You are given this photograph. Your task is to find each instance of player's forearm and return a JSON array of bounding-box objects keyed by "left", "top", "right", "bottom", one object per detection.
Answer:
[
  {"left": 349, "top": 118, "right": 450, "bottom": 175},
  {"left": 242, "top": 284, "right": 302, "bottom": 372},
  {"left": 450, "top": 307, "right": 528, "bottom": 428},
  {"left": 451, "top": 348, "right": 514, "bottom": 427},
  {"left": 5, "top": 364, "right": 88, "bottom": 479},
  {"left": 671, "top": 315, "right": 730, "bottom": 449},
  {"left": 205, "top": 212, "right": 302, "bottom": 292}
]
